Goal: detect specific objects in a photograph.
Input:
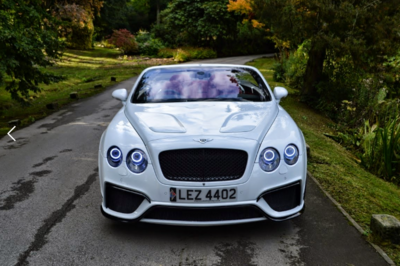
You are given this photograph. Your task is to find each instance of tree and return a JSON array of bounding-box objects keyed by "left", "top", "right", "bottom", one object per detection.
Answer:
[
  {"left": 0, "top": 0, "right": 63, "bottom": 102},
  {"left": 229, "top": 0, "right": 400, "bottom": 98},
  {"left": 94, "top": 0, "right": 132, "bottom": 39},
  {"left": 44, "top": 0, "right": 103, "bottom": 49},
  {"left": 159, "top": 0, "right": 241, "bottom": 49}
]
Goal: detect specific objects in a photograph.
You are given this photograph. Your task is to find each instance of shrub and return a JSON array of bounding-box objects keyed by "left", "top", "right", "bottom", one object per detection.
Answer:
[
  {"left": 173, "top": 49, "right": 190, "bottom": 62},
  {"left": 285, "top": 41, "right": 309, "bottom": 89},
  {"left": 157, "top": 47, "right": 217, "bottom": 62},
  {"left": 272, "top": 40, "right": 309, "bottom": 86},
  {"left": 188, "top": 47, "right": 217, "bottom": 59},
  {"left": 360, "top": 118, "right": 400, "bottom": 184},
  {"left": 272, "top": 60, "right": 287, "bottom": 82},
  {"left": 135, "top": 30, "right": 151, "bottom": 44},
  {"left": 139, "top": 38, "right": 165, "bottom": 56},
  {"left": 107, "top": 29, "right": 138, "bottom": 55},
  {"left": 158, "top": 48, "right": 175, "bottom": 58},
  {"left": 135, "top": 30, "right": 165, "bottom": 56}
]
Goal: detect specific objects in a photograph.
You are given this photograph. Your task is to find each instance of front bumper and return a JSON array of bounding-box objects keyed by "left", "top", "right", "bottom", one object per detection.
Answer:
[
  {"left": 101, "top": 202, "right": 305, "bottom": 226},
  {"left": 99, "top": 156, "right": 307, "bottom": 225}
]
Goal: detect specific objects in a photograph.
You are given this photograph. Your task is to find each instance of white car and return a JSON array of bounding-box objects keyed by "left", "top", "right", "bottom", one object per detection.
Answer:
[{"left": 99, "top": 64, "right": 307, "bottom": 226}]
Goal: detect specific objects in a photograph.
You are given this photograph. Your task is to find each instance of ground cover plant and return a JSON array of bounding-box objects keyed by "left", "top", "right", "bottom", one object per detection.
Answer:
[
  {"left": 0, "top": 47, "right": 175, "bottom": 136},
  {"left": 247, "top": 57, "right": 400, "bottom": 265}
]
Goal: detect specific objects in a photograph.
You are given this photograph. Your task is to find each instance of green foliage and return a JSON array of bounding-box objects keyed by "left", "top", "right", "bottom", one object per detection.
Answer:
[
  {"left": 315, "top": 53, "right": 366, "bottom": 120},
  {"left": 272, "top": 61, "right": 286, "bottom": 83},
  {"left": 252, "top": 0, "right": 400, "bottom": 97},
  {"left": 94, "top": 0, "right": 133, "bottom": 39},
  {"left": 271, "top": 40, "right": 309, "bottom": 87},
  {"left": 152, "top": 0, "right": 274, "bottom": 55},
  {"left": 285, "top": 41, "right": 309, "bottom": 89},
  {"left": 94, "top": 0, "right": 169, "bottom": 40},
  {"left": 0, "top": 0, "right": 64, "bottom": 102},
  {"left": 56, "top": 4, "right": 95, "bottom": 50},
  {"left": 136, "top": 31, "right": 165, "bottom": 56},
  {"left": 158, "top": 47, "right": 217, "bottom": 62},
  {"left": 360, "top": 119, "right": 400, "bottom": 184},
  {"left": 0, "top": 47, "right": 173, "bottom": 136},
  {"left": 158, "top": 0, "right": 240, "bottom": 48},
  {"left": 157, "top": 48, "right": 175, "bottom": 58},
  {"left": 216, "top": 20, "right": 275, "bottom": 56},
  {"left": 173, "top": 49, "right": 190, "bottom": 62}
]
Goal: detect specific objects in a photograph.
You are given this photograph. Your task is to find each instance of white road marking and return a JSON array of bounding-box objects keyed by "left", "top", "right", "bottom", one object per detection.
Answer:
[{"left": 7, "top": 126, "right": 16, "bottom": 141}]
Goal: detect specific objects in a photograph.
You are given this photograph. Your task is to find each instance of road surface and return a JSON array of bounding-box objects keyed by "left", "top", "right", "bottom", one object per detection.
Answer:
[{"left": 0, "top": 55, "right": 387, "bottom": 266}]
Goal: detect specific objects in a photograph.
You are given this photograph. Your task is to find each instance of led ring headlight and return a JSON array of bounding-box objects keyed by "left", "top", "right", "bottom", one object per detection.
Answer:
[
  {"left": 264, "top": 150, "right": 275, "bottom": 162},
  {"left": 284, "top": 144, "right": 299, "bottom": 165},
  {"left": 107, "top": 146, "right": 123, "bottom": 167},
  {"left": 259, "top": 147, "right": 280, "bottom": 172},
  {"left": 131, "top": 151, "right": 144, "bottom": 164},
  {"left": 127, "top": 149, "right": 148, "bottom": 173},
  {"left": 110, "top": 148, "right": 122, "bottom": 162}
]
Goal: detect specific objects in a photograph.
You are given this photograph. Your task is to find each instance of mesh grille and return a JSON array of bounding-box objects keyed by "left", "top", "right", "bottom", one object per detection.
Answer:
[
  {"left": 105, "top": 184, "right": 145, "bottom": 214},
  {"left": 144, "top": 206, "right": 263, "bottom": 221},
  {"left": 262, "top": 182, "right": 301, "bottom": 212},
  {"left": 159, "top": 148, "right": 248, "bottom": 182}
]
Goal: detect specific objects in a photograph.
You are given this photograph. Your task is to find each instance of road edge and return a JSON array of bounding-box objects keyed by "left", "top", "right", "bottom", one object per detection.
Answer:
[{"left": 307, "top": 171, "right": 395, "bottom": 266}]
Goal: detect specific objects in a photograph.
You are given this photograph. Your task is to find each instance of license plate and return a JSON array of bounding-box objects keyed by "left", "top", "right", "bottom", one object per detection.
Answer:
[{"left": 169, "top": 187, "right": 237, "bottom": 202}]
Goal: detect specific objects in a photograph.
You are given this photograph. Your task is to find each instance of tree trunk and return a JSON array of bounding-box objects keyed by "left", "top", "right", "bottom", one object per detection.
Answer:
[{"left": 302, "top": 40, "right": 326, "bottom": 97}]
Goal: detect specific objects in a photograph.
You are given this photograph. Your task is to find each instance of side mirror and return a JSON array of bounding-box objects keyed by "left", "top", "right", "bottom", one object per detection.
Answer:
[
  {"left": 112, "top": 88, "right": 128, "bottom": 103},
  {"left": 273, "top": 87, "right": 288, "bottom": 103}
]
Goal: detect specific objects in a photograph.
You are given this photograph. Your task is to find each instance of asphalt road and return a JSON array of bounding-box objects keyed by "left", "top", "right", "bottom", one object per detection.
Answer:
[{"left": 0, "top": 55, "right": 388, "bottom": 266}]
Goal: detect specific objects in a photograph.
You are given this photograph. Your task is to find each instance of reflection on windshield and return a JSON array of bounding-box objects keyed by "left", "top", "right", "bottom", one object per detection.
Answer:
[{"left": 131, "top": 67, "right": 271, "bottom": 103}]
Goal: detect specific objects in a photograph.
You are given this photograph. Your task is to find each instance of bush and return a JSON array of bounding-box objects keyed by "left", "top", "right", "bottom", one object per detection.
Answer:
[
  {"left": 272, "top": 41, "right": 309, "bottom": 86},
  {"left": 360, "top": 118, "right": 400, "bottom": 184},
  {"left": 188, "top": 47, "right": 217, "bottom": 59},
  {"left": 158, "top": 47, "right": 217, "bottom": 61},
  {"left": 107, "top": 29, "right": 138, "bottom": 55},
  {"left": 135, "top": 30, "right": 165, "bottom": 56},
  {"left": 135, "top": 30, "right": 151, "bottom": 44},
  {"left": 272, "top": 60, "right": 287, "bottom": 82},
  {"left": 173, "top": 49, "right": 190, "bottom": 62},
  {"left": 158, "top": 48, "right": 175, "bottom": 58},
  {"left": 285, "top": 41, "right": 309, "bottom": 89},
  {"left": 140, "top": 38, "right": 165, "bottom": 56},
  {"left": 157, "top": 47, "right": 217, "bottom": 62}
]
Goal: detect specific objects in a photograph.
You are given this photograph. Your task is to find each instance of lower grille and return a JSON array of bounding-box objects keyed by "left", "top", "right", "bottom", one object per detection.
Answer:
[
  {"left": 159, "top": 148, "right": 248, "bottom": 182},
  {"left": 105, "top": 183, "right": 145, "bottom": 214},
  {"left": 262, "top": 182, "right": 301, "bottom": 212},
  {"left": 143, "top": 206, "right": 264, "bottom": 222}
]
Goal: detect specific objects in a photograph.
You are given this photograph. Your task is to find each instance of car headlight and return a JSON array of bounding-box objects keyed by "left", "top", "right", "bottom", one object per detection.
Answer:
[
  {"left": 126, "top": 149, "right": 148, "bottom": 173},
  {"left": 107, "top": 146, "right": 123, "bottom": 167},
  {"left": 284, "top": 144, "right": 299, "bottom": 165},
  {"left": 259, "top": 147, "right": 280, "bottom": 172}
]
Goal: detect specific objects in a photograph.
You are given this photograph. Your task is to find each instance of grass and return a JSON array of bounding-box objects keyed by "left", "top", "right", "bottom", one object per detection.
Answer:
[
  {"left": 0, "top": 47, "right": 174, "bottom": 136},
  {"left": 247, "top": 58, "right": 400, "bottom": 265}
]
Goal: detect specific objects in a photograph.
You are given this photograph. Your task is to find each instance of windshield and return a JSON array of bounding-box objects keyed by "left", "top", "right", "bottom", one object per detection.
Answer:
[{"left": 131, "top": 67, "right": 272, "bottom": 103}]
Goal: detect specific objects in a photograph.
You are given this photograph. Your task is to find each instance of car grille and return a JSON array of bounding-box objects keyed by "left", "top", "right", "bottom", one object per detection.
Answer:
[
  {"left": 159, "top": 148, "right": 248, "bottom": 182},
  {"left": 105, "top": 183, "right": 145, "bottom": 214},
  {"left": 143, "top": 205, "right": 264, "bottom": 222},
  {"left": 262, "top": 182, "right": 301, "bottom": 212}
]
